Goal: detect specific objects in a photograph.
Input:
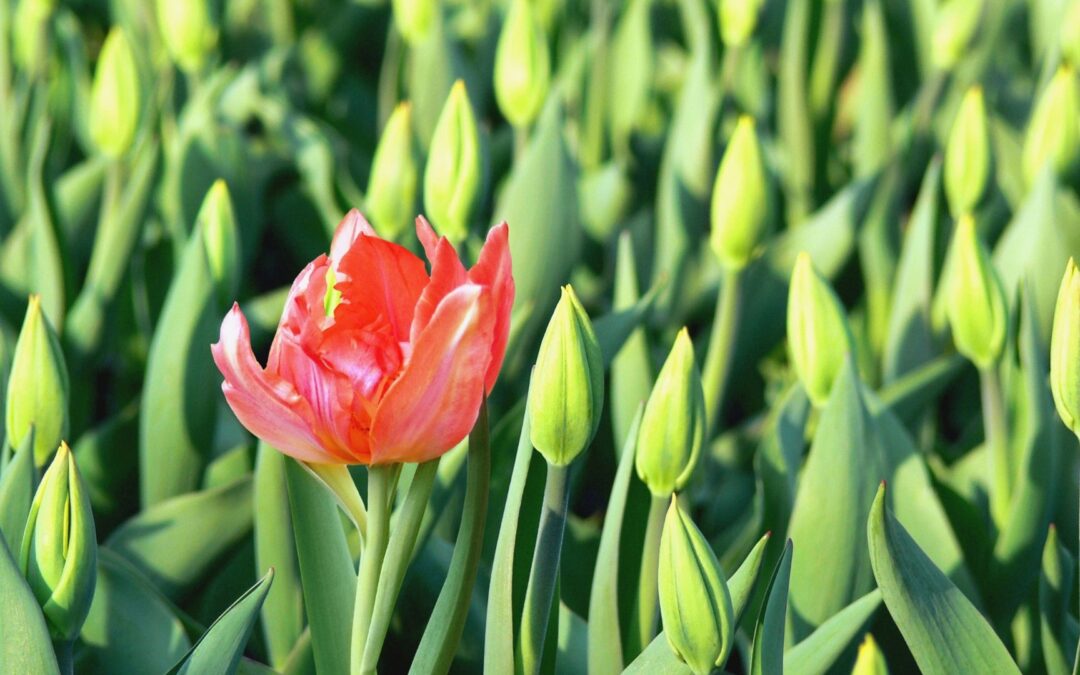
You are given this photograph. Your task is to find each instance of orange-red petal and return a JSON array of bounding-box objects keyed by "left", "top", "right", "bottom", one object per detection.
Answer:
[
  {"left": 468, "top": 222, "right": 514, "bottom": 392},
  {"left": 336, "top": 234, "right": 429, "bottom": 342}
]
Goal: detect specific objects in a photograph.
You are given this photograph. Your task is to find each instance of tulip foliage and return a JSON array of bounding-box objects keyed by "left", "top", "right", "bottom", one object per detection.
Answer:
[{"left": 3, "top": 0, "right": 1080, "bottom": 674}]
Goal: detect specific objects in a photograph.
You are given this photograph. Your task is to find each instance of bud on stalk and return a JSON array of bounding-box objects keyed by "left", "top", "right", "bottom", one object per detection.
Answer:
[
  {"left": 719, "top": 0, "right": 763, "bottom": 48},
  {"left": 529, "top": 286, "right": 603, "bottom": 466},
  {"left": 156, "top": 0, "right": 219, "bottom": 73},
  {"left": 424, "top": 81, "right": 481, "bottom": 242},
  {"left": 944, "top": 86, "right": 991, "bottom": 216},
  {"left": 365, "top": 103, "right": 419, "bottom": 239},
  {"left": 494, "top": 0, "right": 550, "bottom": 129},
  {"left": 786, "top": 253, "right": 853, "bottom": 407},
  {"left": 945, "top": 216, "right": 1006, "bottom": 369},
  {"left": 89, "top": 28, "right": 142, "bottom": 158},
  {"left": 1051, "top": 258, "right": 1080, "bottom": 435},
  {"left": 196, "top": 180, "right": 240, "bottom": 306},
  {"left": 1023, "top": 66, "right": 1080, "bottom": 185},
  {"left": 710, "top": 116, "right": 769, "bottom": 271},
  {"left": 932, "top": 0, "right": 983, "bottom": 71},
  {"left": 392, "top": 0, "right": 436, "bottom": 46},
  {"left": 852, "top": 634, "right": 889, "bottom": 675}
]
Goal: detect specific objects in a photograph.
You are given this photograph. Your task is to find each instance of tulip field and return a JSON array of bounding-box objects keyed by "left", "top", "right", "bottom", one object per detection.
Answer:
[{"left": 4, "top": 0, "right": 1080, "bottom": 673}]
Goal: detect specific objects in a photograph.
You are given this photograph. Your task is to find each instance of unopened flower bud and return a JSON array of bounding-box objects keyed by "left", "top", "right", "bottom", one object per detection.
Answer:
[
  {"left": 20, "top": 443, "right": 97, "bottom": 641},
  {"left": 366, "top": 103, "right": 419, "bottom": 239},
  {"left": 12, "top": 0, "right": 55, "bottom": 77},
  {"left": 392, "top": 0, "right": 436, "bottom": 46},
  {"left": 424, "top": 81, "right": 481, "bottom": 242},
  {"left": 719, "top": 0, "right": 763, "bottom": 48},
  {"left": 1051, "top": 258, "right": 1080, "bottom": 434},
  {"left": 89, "top": 28, "right": 142, "bottom": 157},
  {"left": 6, "top": 296, "right": 68, "bottom": 467},
  {"left": 659, "top": 496, "right": 735, "bottom": 675},
  {"left": 946, "top": 215, "right": 1006, "bottom": 369},
  {"left": 710, "top": 116, "right": 769, "bottom": 271},
  {"left": 495, "top": 0, "right": 550, "bottom": 128},
  {"left": 529, "top": 286, "right": 603, "bottom": 466},
  {"left": 1023, "top": 66, "right": 1080, "bottom": 185},
  {"left": 932, "top": 0, "right": 983, "bottom": 71},
  {"left": 852, "top": 634, "right": 889, "bottom": 675},
  {"left": 197, "top": 180, "right": 240, "bottom": 305},
  {"left": 636, "top": 329, "right": 704, "bottom": 496},
  {"left": 156, "top": 0, "right": 218, "bottom": 73},
  {"left": 787, "top": 253, "right": 853, "bottom": 407},
  {"left": 944, "top": 86, "right": 991, "bottom": 216},
  {"left": 1063, "top": 1, "right": 1080, "bottom": 67}
]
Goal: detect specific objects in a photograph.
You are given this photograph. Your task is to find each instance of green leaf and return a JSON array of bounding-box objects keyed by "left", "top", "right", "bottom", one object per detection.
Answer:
[
  {"left": 749, "top": 540, "right": 792, "bottom": 675},
  {"left": 784, "top": 590, "right": 882, "bottom": 675},
  {"left": 0, "top": 534, "right": 59, "bottom": 674},
  {"left": 727, "top": 531, "right": 772, "bottom": 626},
  {"left": 622, "top": 632, "right": 692, "bottom": 675},
  {"left": 168, "top": 569, "right": 274, "bottom": 675},
  {"left": 106, "top": 477, "right": 253, "bottom": 599},
  {"left": 756, "top": 384, "right": 810, "bottom": 543},
  {"left": 609, "top": 231, "right": 654, "bottom": 453},
  {"left": 867, "top": 483, "right": 1019, "bottom": 674},
  {"left": 0, "top": 427, "right": 34, "bottom": 551},
  {"left": 26, "top": 119, "right": 67, "bottom": 328},
  {"left": 1040, "top": 526, "right": 1077, "bottom": 675}
]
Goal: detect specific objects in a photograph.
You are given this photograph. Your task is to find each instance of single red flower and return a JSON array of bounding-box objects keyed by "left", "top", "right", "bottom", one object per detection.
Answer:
[{"left": 212, "top": 210, "right": 513, "bottom": 465}]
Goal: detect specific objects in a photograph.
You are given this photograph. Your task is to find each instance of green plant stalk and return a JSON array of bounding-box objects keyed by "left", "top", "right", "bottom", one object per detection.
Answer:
[
  {"left": 980, "top": 366, "right": 1011, "bottom": 529},
  {"left": 702, "top": 268, "right": 743, "bottom": 438},
  {"left": 631, "top": 493, "right": 668, "bottom": 656},
  {"left": 351, "top": 463, "right": 394, "bottom": 675},
  {"left": 808, "top": 0, "right": 846, "bottom": 119},
  {"left": 514, "top": 125, "right": 529, "bottom": 164},
  {"left": 53, "top": 639, "right": 73, "bottom": 675},
  {"left": 359, "top": 459, "right": 440, "bottom": 674},
  {"left": 517, "top": 461, "right": 571, "bottom": 675}
]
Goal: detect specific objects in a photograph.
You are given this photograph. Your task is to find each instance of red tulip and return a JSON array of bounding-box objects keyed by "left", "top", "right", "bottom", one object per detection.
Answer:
[{"left": 212, "top": 210, "right": 513, "bottom": 465}]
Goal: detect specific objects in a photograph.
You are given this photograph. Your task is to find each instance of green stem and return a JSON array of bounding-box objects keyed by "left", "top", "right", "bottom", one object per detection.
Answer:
[
  {"left": 632, "top": 493, "right": 667, "bottom": 657},
  {"left": 702, "top": 268, "right": 743, "bottom": 438},
  {"left": 351, "top": 464, "right": 393, "bottom": 675},
  {"left": 980, "top": 366, "right": 1010, "bottom": 528},
  {"left": 52, "top": 639, "right": 73, "bottom": 675},
  {"left": 517, "top": 462, "right": 571, "bottom": 675},
  {"left": 359, "top": 459, "right": 440, "bottom": 674},
  {"left": 513, "top": 125, "right": 529, "bottom": 164}
]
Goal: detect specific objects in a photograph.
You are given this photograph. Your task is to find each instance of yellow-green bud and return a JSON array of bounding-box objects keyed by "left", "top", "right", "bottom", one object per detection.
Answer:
[
  {"left": 156, "top": 0, "right": 218, "bottom": 73},
  {"left": 6, "top": 296, "right": 69, "bottom": 467},
  {"left": 12, "top": 0, "right": 54, "bottom": 77},
  {"left": 197, "top": 180, "right": 240, "bottom": 304},
  {"left": 20, "top": 443, "right": 97, "bottom": 641},
  {"left": 787, "top": 253, "right": 854, "bottom": 407},
  {"left": 635, "top": 329, "right": 704, "bottom": 496},
  {"left": 392, "top": 0, "right": 436, "bottom": 46},
  {"left": 529, "top": 286, "right": 604, "bottom": 466},
  {"left": 719, "top": 0, "right": 763, "bottom": 48},
  {"left": 1051, "top": 258, "right": 1080, "bottom": 434},
  {"left": 89, "top": 28, "right": 142, "bottom": 158},
  {"left": 932, "top": 0, "right": 983, "bottom": 71},
  {"left": 852, "top": 634, "right": 890, "bottom": 675},
  {"left": 494, "top": 0, "right": 550, "bottom": 128},
  {"left": 944, "top": 86, "right": 991, "bottom": 216},
  {"left": 1063, "top": 1, "right": 1080, "bottom": 67},
  {"left": 423, "top": 81, "right": 481, "bottom": 242},
  {"left": 945, "top": 216, "right": 1006, "bottom": 369},
  {"left": 710, "top": 116, "right": 768, "bottom": 271},
  {"left": 658, "top": 496, "right": 734, "bottom": 675},
  {"left": 366, "top": 103, "right": 419, "bottom": 239},
  {"left": 1023, "top": 66, "right": 1080, "bottom": 185}
]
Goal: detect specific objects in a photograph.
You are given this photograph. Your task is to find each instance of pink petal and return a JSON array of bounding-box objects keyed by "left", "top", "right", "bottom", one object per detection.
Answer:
[
  {"left": 411, "top": 234, "right": 468, "bottom": 343},
  {"left": 330, "top": 209, "right": 377, "bottom": 267},
  {"left": 415, "top": 215, "right": 440, "bottom": 262},
  {"left": 468, "top": 222, "right": 514, "bottom": 392}
]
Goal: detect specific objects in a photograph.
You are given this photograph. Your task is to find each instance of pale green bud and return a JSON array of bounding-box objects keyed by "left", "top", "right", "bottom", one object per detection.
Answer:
[
  {"left": 710, "top": 116, "right": 768, "bottom": 271},
  {"left": 89, "top": 28, "right": 142, "bottom": 158},
  {"left": 20, "top": 443, "right": 97, "bottom": 641},
  {"left": 658, "top": 496, "right": 735, "bottom": 675},
  {"left": 366, "top": 103, "right": 419, "bottom": 239},
  {"left": 392, "top": 0, "right": 436, "bottom": 46},
  {"left": 932, "top": 0, "right": 983, "bottom": 71},
  {"left": 1023, "top": 66, "right": 1080, "bottom": 185},
  {"left": 787, "top": 253, "right": 854, "bottom": 407},
  {"left": 944, "top": 86, "right": 991, "bottom": 216},
  {"left": 946, "top": 216, "right": 1006, "bottom": 369},
  {"left": 6, "top": 296, "right": 69, "bottom": 467},
  {"left": 495, "top": 0, "right": 550, "bottom": 128},
  {"left": 529, "top": 286, "right": 604, "bottom": 466},
  {"left": 635, "top": 329, "right": 704, "bottom": 496},
  {"left": 1063, "top": 1, "right": 1080, "bottom": 67},
  {"left": 156, "top": 0, "right": 219, "bottom": 73},
  {"left": 1051, "top": 258, "right": 1080, "bottom": 434},
  {"left": 196, "top": 180, "right": 240, "bottom": 304},
  {"left": 852, "top": 634, "right": 890, "bottom": 675},
  {"left": 424, "top": 81, "right": 481, "bottom": 242},
  {"left": 12, "top": 0, "right": 54, "bottom": 77},
  {"left": 719, "top": 0, "right": 763, "bottom": 48}
]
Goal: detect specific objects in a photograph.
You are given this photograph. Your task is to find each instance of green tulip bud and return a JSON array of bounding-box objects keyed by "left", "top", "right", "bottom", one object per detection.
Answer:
[
  {"left": 932, "top": 0, "right": 983, "bottom": 71},
  {"left": 423, "top": 81, "right": 481, "bottom": 242},
  {"left": 719, "top": 0, "right": 763, "bottom": 48},
  {"left": 156, "top": 0, "right": 218, "bottom": 73},
  {"left": 852, "top": 634, "right": 889, "bottom": 675},
  {"left": 1063, "top": 1, "right": 1080, "bottom": 67},
  {"left": 392, "top": 0, "right": 436, "bottom": 46},
  {"left": 6, "top": 296, "right": 69, "bottom": 467},
  {"left": 1023, "top": 66, "right": 1080, "bottom": 185},
  {"left": 710, "top": 116, "right": 769, "bottom": 271},
  {"left": 635, "top": 329, "right": 705, "bottom": 496},
  {"left": 494, "top": 0, "right": 550, "bottom": 128},
  {"left": 1051, "top": 258, "right": 1080, "bottom": 434},
  {"left": 89, "top": 28, "right": 142, "bottom": 158},
  {"left": 945, "top": 215, "right": 1006, "bottom": 369},
  {"left": 944, "top": 86, "right": 991, "bottom": 216},
  {"left": 366, "top": 103, "right": 419, "bottom": 239},
  {"left": 20, "top": 443, "right": 97, "bottom": 641},
  {"left": 529, "top": 286, "right": 604, "bottom": 466},
  {"left": 12, "top": 0, "right": 54, "bottom": 77},
  {"left": 658, "top": 496, "right": 735, "bottom": 675},
  {"left": 196, "top": 180, "right": 240, "bottom": 305},
  {"left": 787, "top": 253, "right": 854, "bottom": 407}
]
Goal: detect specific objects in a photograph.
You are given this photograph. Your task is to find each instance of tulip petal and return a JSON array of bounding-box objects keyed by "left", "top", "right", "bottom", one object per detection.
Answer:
[
  {"left": 212, "top": 305, "right": 339, "bottom": 464},
  {"left": 271, "top": 256, "right": 331, "bottom": 364},
  {"left": 468, "top": 222, "right": 514, "bottom": 391},
  {"left": 415, "top": 215, "right": 440, "bottom": 262},
  {"left": 330, "top": 209, "right": 377, "bottom": 266},
  {"left": 337, "top": 234, "right": 429, "bottom": 342},
  {"left": 412, "top": 234, "right": 468, "bottom": 343},
  {"left": 371, "top": 285, "right": 495, "bottom": 464}
]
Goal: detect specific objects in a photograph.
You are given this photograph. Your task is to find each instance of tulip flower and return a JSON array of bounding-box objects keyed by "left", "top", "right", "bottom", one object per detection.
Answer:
[
  {"left": 212, "top": 210, "right": 513, "bottom": 466},
  {"left": 945, "top": 215, "right": 1006, "bottom": 370},
  {"left": 787, "top": 253, "right": 854, "bottom": 407},
  {"left": 944, "top": 86, "right": 991, "bottom": 216}
]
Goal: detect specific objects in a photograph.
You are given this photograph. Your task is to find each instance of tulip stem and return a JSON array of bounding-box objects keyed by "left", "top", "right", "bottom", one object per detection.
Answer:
[
  {"left": 53, "top": 639, "right": 73, "bottom": 675},
  {"left": 517, "top": 461, "right": 570, "bottom": 675},
  {"left": 980, "top": 366, "right": 1011, "bottom": 528},
  {"left": 631, "top": 493, "right": 668, "bottom": 657},
  {"left": 351, "top": 463, "right": 394, "bottom": 675},
  {"left": 702, "top": 268, "right": 744, "bottom": 438},
  {"left": 514, "top": 125, "right": 529, "bottom": 163}
]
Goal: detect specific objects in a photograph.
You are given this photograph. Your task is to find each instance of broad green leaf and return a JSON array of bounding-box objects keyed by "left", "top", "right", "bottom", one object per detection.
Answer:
[
  {"left": 876, "top": 354, "right": 964, "bottom": 424},
  {"left": 1040, "top": 526, "right": 1077, "bottom": 675},
  {"left": 610, "top": 232, "right": 654, "bottom": 453},
  {"left": 0, "top": 428, "right": 34, "bottom": 550},
  {"left": 852, "top": 0, "right": 894, "bottom": 178},
  {"left": 776, "top": 0, "right": 815, "bottom": 224},
  {"left": 26, "top": 119, "right": 67, "bottom": 328},
  {"left": 749, "top": 540, "right": 792, "bottom": 675},
  {"left": 728, "top": 532, "right": 773, "bottom": 626},
  {"left": 72, "top": 403, "right": 139, "bottom": 522},
  {"left": 756, "top": 384, "right": 810, "bottom": 543},
  {"left": 557, "top": 603, "right": 589, "bottom": 675},
  {"left": 623, "top": 632, "right": 692, "bottom": 674},
  {"left": 0, "top": 534, "right": 58, "bottom": 674},
  {"left": 784, "top": 590, "right": 882, "bottom": 675},
  {"left": 867, "top": 484, "right": 1019, "bottom": 674}
]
